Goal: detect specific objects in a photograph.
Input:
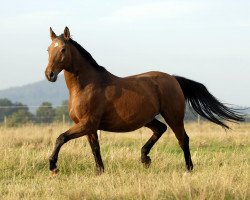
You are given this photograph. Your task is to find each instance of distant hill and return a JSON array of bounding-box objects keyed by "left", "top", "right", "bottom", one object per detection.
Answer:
[
  {"left": 241, "top": 107, "right": 250, "bottom": 121},
  {"left": 242, "top": 107, "right": 250, "bottom": 114},
  {"left": 0, "top": 76, "right": 68, "bottom": 110}
]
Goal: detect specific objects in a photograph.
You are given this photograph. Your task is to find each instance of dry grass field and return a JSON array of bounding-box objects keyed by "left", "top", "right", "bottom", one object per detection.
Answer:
[{"left": 0, "top": 122, "right": 249, "bottom": 200}]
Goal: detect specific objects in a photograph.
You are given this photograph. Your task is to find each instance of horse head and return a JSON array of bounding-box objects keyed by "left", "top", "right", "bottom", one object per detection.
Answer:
[{"left": 45, "top": 27, "right": 72, "bottom": 82}]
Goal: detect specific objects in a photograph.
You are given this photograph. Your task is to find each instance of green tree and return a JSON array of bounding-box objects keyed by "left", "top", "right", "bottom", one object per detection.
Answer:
[
  {"left": 7, "top": 108, "right": 34, "bottom": 127},
  {"left": 54, "top": 100, "right": 71, "bottom": 123},
  {"left": 0, "top": 98, "right": 16, "bottom": 122},
  {"left": 36, "top": 102, "right": 55, "bottom": 123},
  {"left": 0, "top": 98, "right": 33, "bottom": 123}
]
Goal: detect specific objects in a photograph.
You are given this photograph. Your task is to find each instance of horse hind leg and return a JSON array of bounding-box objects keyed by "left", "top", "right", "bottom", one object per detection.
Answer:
[
  {"left": 171, "top": 123, "right": 193, "bottom": 171},
  {"left": 141, "top": 118, "right": 167, "bottom": 168}
]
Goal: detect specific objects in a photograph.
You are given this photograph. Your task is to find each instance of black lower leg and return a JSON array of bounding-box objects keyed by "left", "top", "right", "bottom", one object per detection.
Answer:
[
  {"left": 87, "top": 133, "right": 104, "bottom": 174},
  {"left": 142, "top": 119, "right": 167, "bottom": 167},
  {"left": 183, "top": 133, "right": 193, "bottom": 171},
  {"left": 49, "top": 133, "right": 68, "bottom": 171}
]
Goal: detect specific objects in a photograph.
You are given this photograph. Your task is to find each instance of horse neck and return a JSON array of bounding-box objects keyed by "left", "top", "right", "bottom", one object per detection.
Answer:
[{"left": 63, "top": 45, "right": 112, "bottom": 93}]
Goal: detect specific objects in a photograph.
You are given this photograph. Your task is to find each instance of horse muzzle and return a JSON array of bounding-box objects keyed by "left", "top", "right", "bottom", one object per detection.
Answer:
[{"left": 45, "top": 70, "right": 58, "bottom": 82}]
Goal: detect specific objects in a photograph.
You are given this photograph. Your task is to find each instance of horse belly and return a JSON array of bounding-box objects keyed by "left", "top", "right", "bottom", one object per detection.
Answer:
[{"left": 99, "top": 114, "right": 156, "bottom": 132}]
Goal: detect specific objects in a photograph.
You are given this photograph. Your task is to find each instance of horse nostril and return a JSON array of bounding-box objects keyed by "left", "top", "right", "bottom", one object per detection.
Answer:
[
  {"left": 49, "top": 71, "right": 55, "bottom": 79},
  {"left": 45, "top": 69, "right": 57, "bottom": 82}
]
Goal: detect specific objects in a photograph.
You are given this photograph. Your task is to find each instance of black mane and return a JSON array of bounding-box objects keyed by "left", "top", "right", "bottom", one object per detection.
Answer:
[{"left": 58, "top": 35, "right": 106, "bottom": 72}]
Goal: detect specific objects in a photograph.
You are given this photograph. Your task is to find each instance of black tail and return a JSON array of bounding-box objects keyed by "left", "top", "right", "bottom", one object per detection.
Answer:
[{"left": 174, "top": 76, "right": 245, "bottom": 129}]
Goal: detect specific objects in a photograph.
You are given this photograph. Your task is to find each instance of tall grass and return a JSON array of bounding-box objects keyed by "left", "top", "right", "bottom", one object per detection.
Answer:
[{"left": 0, "top": 123, "right": 249, "bottom": 199}]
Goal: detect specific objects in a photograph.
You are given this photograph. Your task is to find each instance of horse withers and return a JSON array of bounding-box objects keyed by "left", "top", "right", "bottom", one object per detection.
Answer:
[{"left": 45, "top": 27, "right": 244, "bottom": 175}]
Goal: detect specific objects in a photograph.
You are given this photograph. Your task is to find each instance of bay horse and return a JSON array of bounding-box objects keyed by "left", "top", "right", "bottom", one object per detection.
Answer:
[{"left": 45, "top": 27, "right": 244, "bottom": 175}]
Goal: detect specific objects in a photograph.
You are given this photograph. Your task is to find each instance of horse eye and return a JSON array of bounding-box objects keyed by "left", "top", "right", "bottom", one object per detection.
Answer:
[{"left": 61, "top": 48, "right": 66, "bottom": 53}]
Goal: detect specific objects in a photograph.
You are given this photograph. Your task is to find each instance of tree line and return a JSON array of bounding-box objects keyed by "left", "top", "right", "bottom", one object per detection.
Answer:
[
  {"left": 0, "top": 98, "right": 71, "bottom": 126},
  {"left": 1, "top": 98, "right": 246, "bottom": 126}
]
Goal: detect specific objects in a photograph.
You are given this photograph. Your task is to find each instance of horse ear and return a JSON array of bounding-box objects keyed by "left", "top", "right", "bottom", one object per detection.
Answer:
[
  {"left": 64, "top": 26, "right": 70, "bottom": 41},
  {"left": 50, "top": 27, "right": 57, "bottom": 41}
]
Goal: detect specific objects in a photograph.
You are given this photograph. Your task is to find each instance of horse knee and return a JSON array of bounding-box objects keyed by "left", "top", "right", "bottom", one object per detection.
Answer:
[{"left": 56, "top": 133, "right": 69, "bottom": 144}]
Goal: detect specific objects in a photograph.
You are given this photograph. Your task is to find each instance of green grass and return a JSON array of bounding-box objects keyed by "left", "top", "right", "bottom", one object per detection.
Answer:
[{"left": 0, "top": 123, "right": 249, "bottom": 199}]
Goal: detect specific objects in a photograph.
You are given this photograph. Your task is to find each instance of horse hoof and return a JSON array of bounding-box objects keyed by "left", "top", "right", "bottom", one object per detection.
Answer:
[
  {"left": 186, "top": 164, "right": 193, "bottom": 172},
  {"left": 50, "top": 168, "right": 60, "bottom": 177},
  {"left": 142, "top": 156, "right": 151, "bottom": 168},
  {"left": 95, "top": 168, "right": 104, "bottom": 176},
  {"left": 96, "top": 171, "right": 103, "bottom": 176}
]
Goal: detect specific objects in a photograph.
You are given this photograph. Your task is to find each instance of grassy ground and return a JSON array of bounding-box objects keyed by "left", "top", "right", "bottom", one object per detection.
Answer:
[{"left": 0, "top": 122, "right": 249, "bottom": 200}]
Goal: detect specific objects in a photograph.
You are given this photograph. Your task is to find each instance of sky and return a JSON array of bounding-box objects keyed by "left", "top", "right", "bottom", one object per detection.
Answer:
[{"left": 0, "top": 0, "right": 249, "bottom": 106}]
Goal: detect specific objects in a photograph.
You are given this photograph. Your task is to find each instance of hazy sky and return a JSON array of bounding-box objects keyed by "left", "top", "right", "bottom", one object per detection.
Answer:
[{"left": 0, "top": 0, "right": 249, "bottom": 106}]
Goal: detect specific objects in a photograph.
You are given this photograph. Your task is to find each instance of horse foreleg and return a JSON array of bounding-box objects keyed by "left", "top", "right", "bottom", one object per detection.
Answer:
[
  {"left": 87, "top": 132, "right": 104, "bottom": 175},
  {"left": 49, "top": 121, "right": 96, "bottom": 176},
  {"left": 49, "top": 132, "right": 68, "bottom": 175},
  {"left": 141, "top": 118, "right": 167, "bottom": 168}
]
